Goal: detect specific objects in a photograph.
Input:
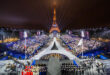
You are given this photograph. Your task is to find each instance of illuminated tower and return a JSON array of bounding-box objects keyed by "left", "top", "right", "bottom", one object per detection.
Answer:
[{"left": 49, "top": 1, "right": 60, "bottom": 33}]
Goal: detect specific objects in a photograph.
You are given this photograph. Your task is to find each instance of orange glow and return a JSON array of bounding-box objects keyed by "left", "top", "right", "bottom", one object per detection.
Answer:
[
  {"left": 0, "top": 38, "right": 19, "bottom": 43},
  {"left": 50, "top": 26, "right": 60, "bottom": 33}
]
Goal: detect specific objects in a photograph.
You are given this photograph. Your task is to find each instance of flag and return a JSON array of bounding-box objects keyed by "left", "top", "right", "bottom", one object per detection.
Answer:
[
  {"left": 19, "top": 31, "right": 23, "bottom": 39},
  {"left": 24, "top": 31, "right": 27, "bottom": 38},
  {"left": 81, "top": 30, "right": 85, "bottom": 38},
  {"left": 78, "top": 39, "right": 83, "bottom": 46},
  {"left": 37, "top": 31, "right": 41, "bottom": 35},
  {"left": 86, "top": 31, "right": 90, "bottom": 40},
  {"left": 69, "top": 30, "right": 72, "bottom": 35}
]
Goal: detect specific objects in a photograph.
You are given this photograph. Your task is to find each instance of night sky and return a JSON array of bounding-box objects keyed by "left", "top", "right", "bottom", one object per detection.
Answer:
[{"left": 0, "top": 0, "right": 110, "bottom": 31}]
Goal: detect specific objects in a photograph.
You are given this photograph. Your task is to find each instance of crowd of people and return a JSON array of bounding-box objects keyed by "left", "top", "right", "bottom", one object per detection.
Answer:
[
  {"left": 61, "top": 63, "right": 84, "bottom": 75},
  {"left": 61, "top": 34, "right": 103, "bottom": 55},
  {"left": 1, "top": 60, "right": 47, "bottom": 75},
  {"left": 40, "top": 53, "right": 69, "bottom": 61},
  {"left": 22, "top": 64, "right": 47, "bottom": 75},
  {"left": 80, "top": 57, "right": 106, "bottom": 75},
  {"left": 0, "top": 58, "right": 106, "bottom": 75},
  {"left": 61, "top": 57, "right": 106, "bottom": 75},
  {"left": 0, "top": 59, "right": 24, "bottom": 75},
  {"left": 5, "top": 34, "right": 49, "bottom": 55}
]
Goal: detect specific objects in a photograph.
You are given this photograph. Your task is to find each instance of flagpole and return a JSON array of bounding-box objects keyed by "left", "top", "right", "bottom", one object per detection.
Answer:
[
  {"left": 24, "top": 31, "right": 27, "bottom": 62},
  {"left": 81, "top": 30, "right": 84, "bottom": 59},
  {"left": 82, "top": 38, "right": 83, "bottom": 59},
  {"left": 25, "top": 37, "right": 26, "bottom": 60}
]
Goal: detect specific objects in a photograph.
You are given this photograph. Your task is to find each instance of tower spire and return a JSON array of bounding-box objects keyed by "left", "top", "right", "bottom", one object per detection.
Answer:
[{"left": 53, "top": 1, "right": 56, "bottom": 25}]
